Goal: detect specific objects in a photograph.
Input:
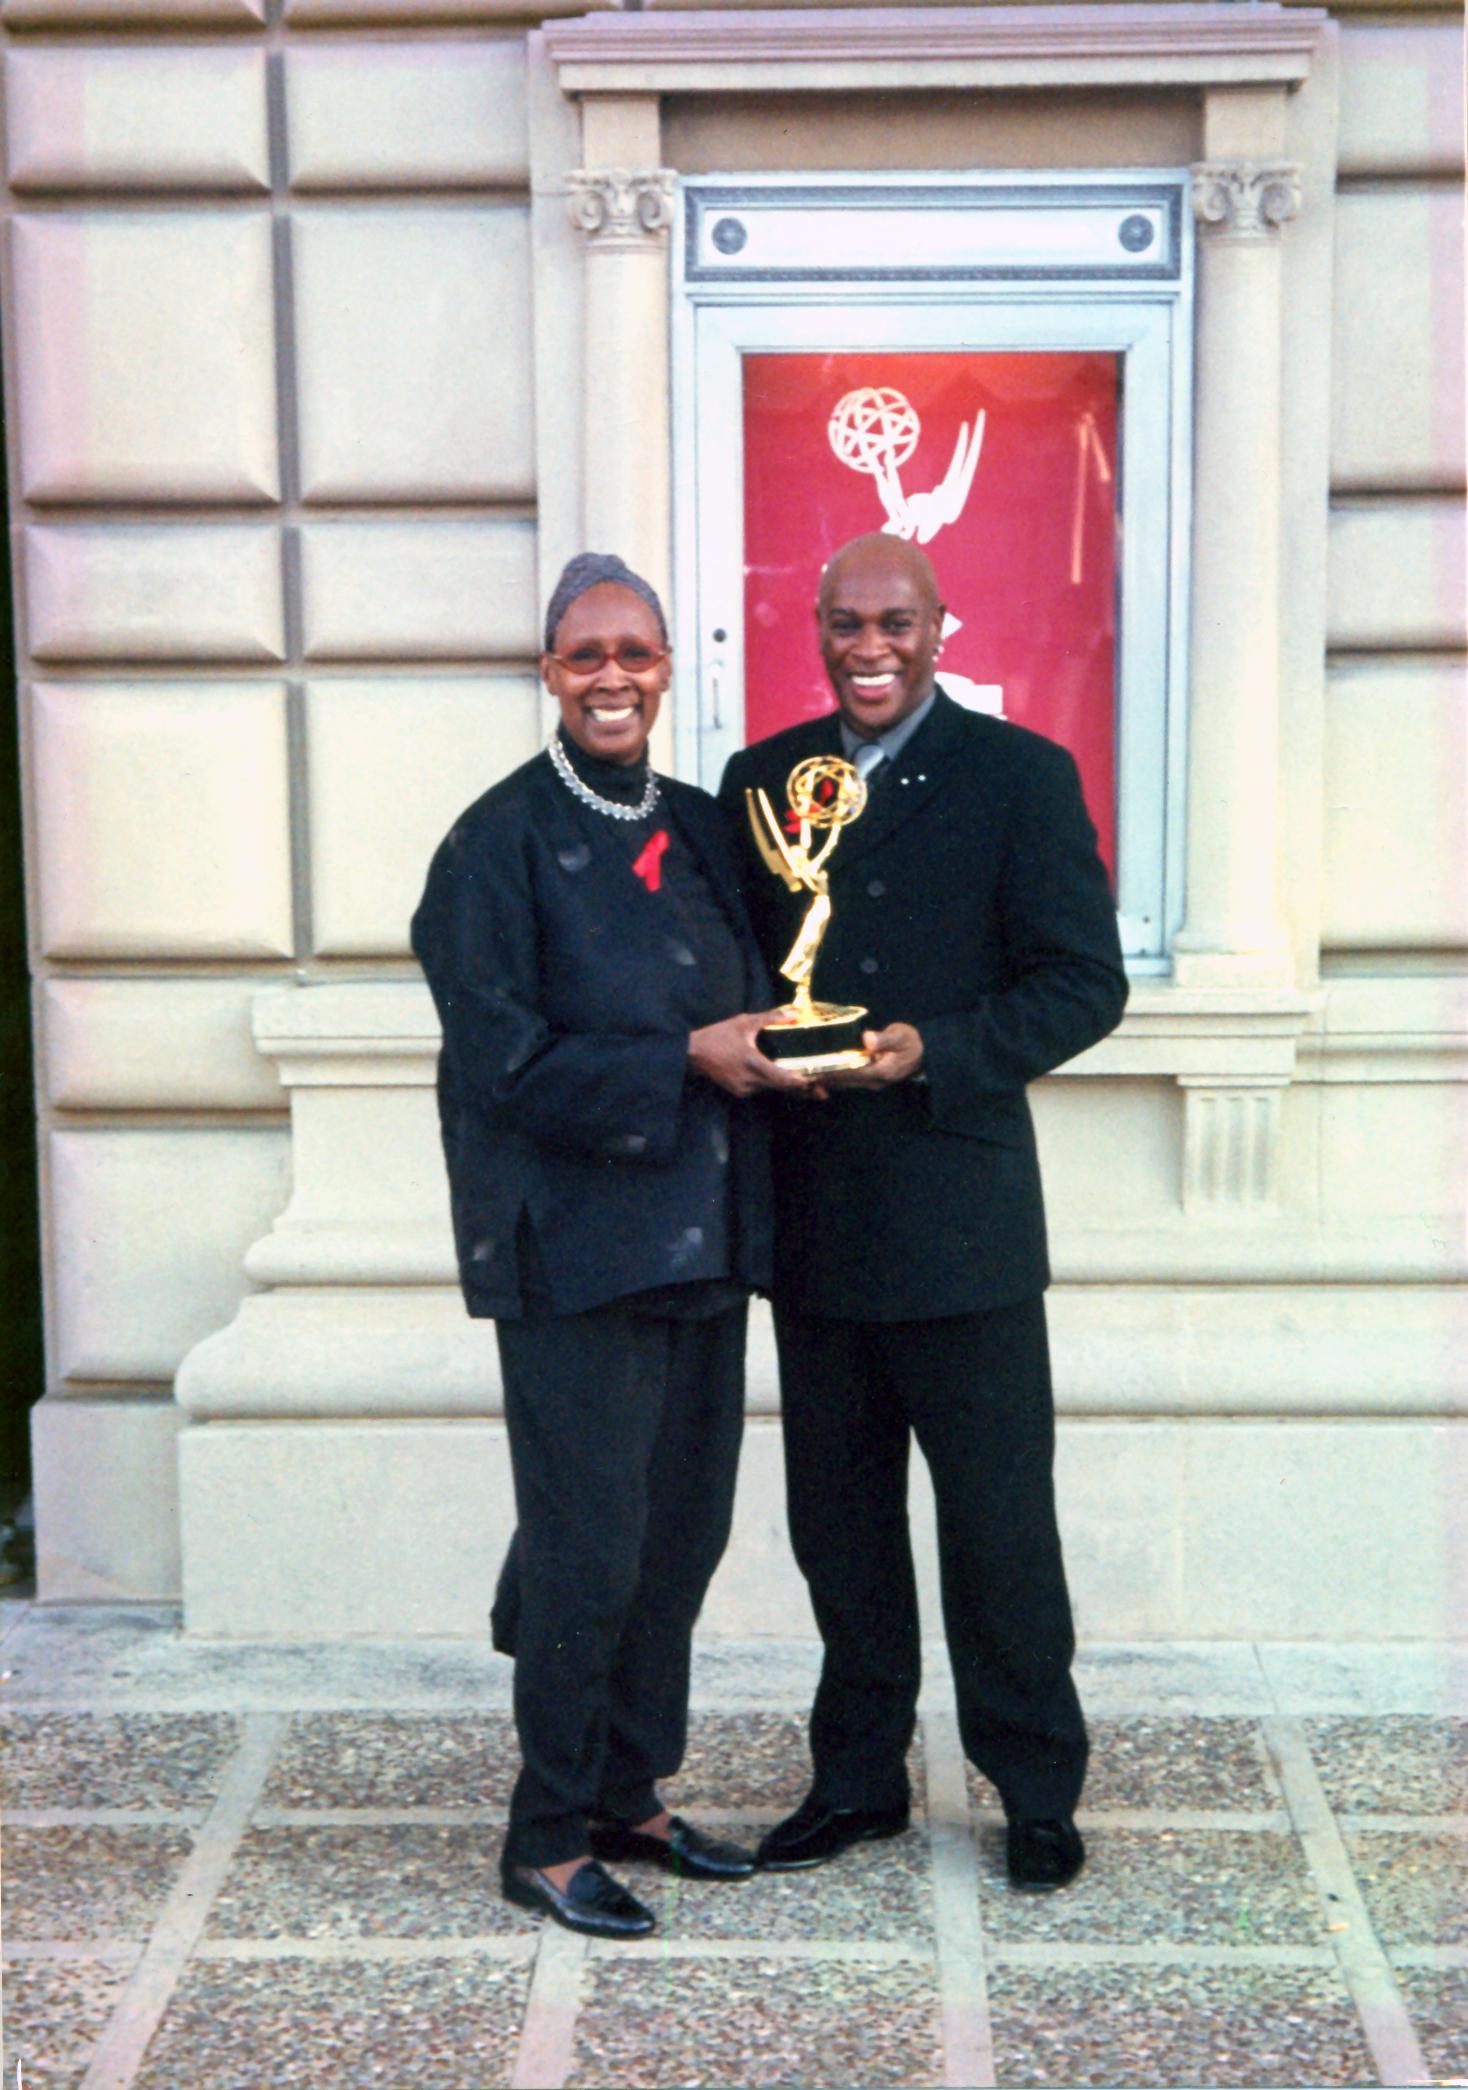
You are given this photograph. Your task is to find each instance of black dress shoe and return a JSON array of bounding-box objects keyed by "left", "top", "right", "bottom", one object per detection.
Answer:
[
  {"left": 1006, "top": 1816, "right": 1086, "bottom": 1892},
  {"left": 500, "top": 1857, "right": 656, "bottom": 1938},
  {"left": 589, "top": 1815, "right": 755, "bottom": 1881},
  {"left": 756, "top": 1793, "right": 911, "bottom": 1871}
]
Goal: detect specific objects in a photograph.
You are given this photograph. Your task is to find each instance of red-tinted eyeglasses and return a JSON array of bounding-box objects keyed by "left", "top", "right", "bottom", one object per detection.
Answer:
[{"left": 547, "top": 641, "right": 669, "bottom": 676}]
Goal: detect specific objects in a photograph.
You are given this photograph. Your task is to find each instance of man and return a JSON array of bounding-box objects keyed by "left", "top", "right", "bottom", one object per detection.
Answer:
[{"left": 719, "top": 532, "right": 1127, "bottom": 1892}]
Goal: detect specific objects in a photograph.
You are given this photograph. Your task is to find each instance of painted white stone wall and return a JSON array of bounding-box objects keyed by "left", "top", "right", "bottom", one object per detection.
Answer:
[
  {"left": 1325, "top": 23, "right": 1466, "bottom": 972},
  {"left": 2, "top": 0, "right": 1464, "bottom": 1635},
  {"left": 1, "top": 2, "right": 550, "bottom": 1599}
]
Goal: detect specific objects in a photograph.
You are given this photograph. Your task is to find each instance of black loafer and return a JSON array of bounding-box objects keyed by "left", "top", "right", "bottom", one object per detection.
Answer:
[
  {"left": 590, "top": 1815, "right": 755, "bottom": 1881},
  {"left": 1006, "top": 1816, "right": 1086, "bottom": 1893},
  {"left": 500, "top": 1857, "right": 656, "bottom": 1938},
  {"left": 756, "top": 1794, "right": 911, "bottom": 1871}
]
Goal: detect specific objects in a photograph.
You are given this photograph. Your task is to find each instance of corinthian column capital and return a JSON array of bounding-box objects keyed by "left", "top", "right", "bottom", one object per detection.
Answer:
[
  {"left": 1191, "top": 160, "right": 1303, "bottom": 240},
  {"left": 566, "top": 169, "right": 677, "bottom": 248}
]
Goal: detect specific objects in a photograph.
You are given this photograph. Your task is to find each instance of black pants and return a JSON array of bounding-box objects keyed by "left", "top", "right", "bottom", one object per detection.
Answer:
[
  {"left": 493, "top": 1300, "right": 747, "bottom": 1868},
  {"left": 774, "top": 1294, "right": 1087, "bottom": 1821}
]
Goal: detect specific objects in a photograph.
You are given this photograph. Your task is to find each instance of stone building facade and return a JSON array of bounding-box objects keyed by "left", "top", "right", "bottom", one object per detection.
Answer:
[{"left": 2, "top": 0, "right": 1463, "bottom": 1639}]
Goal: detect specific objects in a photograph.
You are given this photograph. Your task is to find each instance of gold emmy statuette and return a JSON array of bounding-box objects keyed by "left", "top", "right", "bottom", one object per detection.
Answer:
[{"left": 746, "top": 753, "right": 872, "bottom": 1074}]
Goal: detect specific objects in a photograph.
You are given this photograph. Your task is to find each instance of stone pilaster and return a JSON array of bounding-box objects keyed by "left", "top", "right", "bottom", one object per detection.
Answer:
[
  {"left": 1173, "top": 153, "right": 1303, "bottom": 987},
  {"left": 565, "top": 167, "right": 676, "bottom": 628}
]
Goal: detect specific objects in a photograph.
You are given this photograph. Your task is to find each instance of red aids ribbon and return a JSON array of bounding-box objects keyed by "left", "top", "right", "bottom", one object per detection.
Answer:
[
  {"left": 632, "top": 829, "right": 670, "bottom": 893},
  {"left": 784, "top": 807, "right": 803, "bottom": 837}
]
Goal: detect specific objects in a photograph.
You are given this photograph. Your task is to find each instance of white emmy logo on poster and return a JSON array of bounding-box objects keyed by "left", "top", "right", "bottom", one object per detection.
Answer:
[
  {"left": 827, "top": 386, "right": 985, "bottom": 547},
  {"left": 828, "top": 385, "right": 1003, "bottom": 717}
]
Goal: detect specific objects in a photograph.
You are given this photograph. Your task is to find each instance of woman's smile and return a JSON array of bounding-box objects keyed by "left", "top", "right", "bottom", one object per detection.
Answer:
[{"left": 584, "top": 699, "right": 639, "bottom": 728}]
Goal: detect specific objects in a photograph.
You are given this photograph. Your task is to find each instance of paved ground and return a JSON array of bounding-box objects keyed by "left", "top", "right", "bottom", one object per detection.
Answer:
[{"left": 1, "top": 1604, "right": 1465, "bottom": 2089}]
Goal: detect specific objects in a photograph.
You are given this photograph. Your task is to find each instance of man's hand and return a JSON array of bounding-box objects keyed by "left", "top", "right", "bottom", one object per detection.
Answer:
[
  {"left": 689, "top": 1012, "right": 821, "bottom": 1098},
  {"left": 823, "top": 1022, "right": 925, "bottom": 1088}
]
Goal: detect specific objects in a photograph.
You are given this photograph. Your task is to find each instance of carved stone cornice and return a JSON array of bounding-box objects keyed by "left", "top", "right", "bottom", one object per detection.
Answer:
[
  {"left": 545, "top": 8, "right": 1326, "bottom": 92},
  {"left": 1191, "top": 160, "right": 1303, "bottom": 241},
  {"left": 566, "top": 170, "right": 677, "bottom": 249}
]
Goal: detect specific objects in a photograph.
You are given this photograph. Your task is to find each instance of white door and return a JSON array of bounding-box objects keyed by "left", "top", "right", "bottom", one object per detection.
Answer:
[{"left": 672, "top": 174, "right": 1192, "bottom": 966}]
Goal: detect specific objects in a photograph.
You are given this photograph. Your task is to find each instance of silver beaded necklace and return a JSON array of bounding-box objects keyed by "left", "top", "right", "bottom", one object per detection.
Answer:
[{"left": 546, "top": 729, "right": 660, "bottom": 823}]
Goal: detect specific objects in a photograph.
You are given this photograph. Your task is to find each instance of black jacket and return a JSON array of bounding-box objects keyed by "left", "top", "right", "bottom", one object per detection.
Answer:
[
  {"left": 412, "top": 749, "right": 773, "bottom": 1319},
  {"left": 719, "top": 690, "right": 1127, "bottom": 1319}
]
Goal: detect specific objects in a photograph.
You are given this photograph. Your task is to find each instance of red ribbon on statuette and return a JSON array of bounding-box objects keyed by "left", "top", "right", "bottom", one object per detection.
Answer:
[{"left": 632, "top": 829, "right": 670, "bottom": 893}]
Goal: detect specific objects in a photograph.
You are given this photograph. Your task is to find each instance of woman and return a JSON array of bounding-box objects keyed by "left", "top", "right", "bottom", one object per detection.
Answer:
[{"left": 411, "top": 553, "right": 804, "bottom": 1940}]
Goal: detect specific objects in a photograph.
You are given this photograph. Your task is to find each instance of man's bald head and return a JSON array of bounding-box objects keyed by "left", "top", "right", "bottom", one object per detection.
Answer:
[
  {"left": 818, "top": 533, "right": 942, "bottom": 619},
  {"left": 815, "top": 533, "right": 946, "bottom": 738}
]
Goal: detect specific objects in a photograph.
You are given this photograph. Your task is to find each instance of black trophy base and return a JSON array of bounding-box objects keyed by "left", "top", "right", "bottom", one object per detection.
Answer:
[{"left": 758, "top": 1002, "right": 870, "bottom": 1076}]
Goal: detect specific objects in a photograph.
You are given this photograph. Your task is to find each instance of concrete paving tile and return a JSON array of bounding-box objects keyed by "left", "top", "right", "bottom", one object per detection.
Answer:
[
  {"left": 0, "top": 1596, "right": 34, "bottom": 1642},
  {"left": 0, "top": 1606, "right": 513, "bottom": 1713},
  {"left": 1071, "top": 1644, "right": 1273, "bottom": 1714},
  {"left": 619, "top": 1832, "right": 934, "bottom": 1943},
  {"left": 968, "top": 1717, "right": 1276, "bottom": 1814},
  {"left": 1, "top": 1955, "right": 135, "bottom": 2090},
  {"left": 568, "top": 1955, "right": 942, "bottom": 2088},
  {"left": 4, "top": 1825, "right": 195, "bottom": 1940},
  {"left": 665, "top": 1712, "right": 925, "bottom": 1814},
  {"left": 977, "top": 1828, "right": 1324, "bottom": 1946},
  {"left": 1259, "top": 1644, "right": 1468, "bottom": 1716},
  {"left": 986, "top": 1961, "right": 1376, "bottom": 2086},
  {"left": 1344, "top": 1830, "right": 1468, "bottom": 1946},
  {"left": 1305, "top": 1716, "right": 1468, "bottom": 1814},
  {"left": 687, "top": 1640, "right": 827, "bottom": 1709},
  {"left": 262, "top": 1713, "right": 518, "bottom": 1809},
  {"left": 1, "top": 1712, "right": 239, "bottom": 1811},
  {"left": 4, "top": 1614, "right": 1462, "bottom": 1719},
  {"left": 205, "top": 1824, "right": 531, "bottom": 1938},
  {"left": 131, "top": 1954, "right": 531, "bottom": 2089},
  {"left": 0, "top": 1606, "right": 187, "bottom": 1701},
  {"left": 1392, "top": 1963, "right": 1468, "bottom": 2083}
]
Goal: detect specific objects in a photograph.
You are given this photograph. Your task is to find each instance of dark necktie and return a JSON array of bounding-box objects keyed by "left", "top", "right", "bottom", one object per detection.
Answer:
[{"left": 854, "top": 741, "right": 889, "bottom": 790}]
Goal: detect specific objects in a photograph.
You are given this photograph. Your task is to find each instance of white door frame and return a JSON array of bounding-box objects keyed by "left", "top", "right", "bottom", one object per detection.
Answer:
[{"left": 671, "top": 171, "right": 1193, "bottom": 967}]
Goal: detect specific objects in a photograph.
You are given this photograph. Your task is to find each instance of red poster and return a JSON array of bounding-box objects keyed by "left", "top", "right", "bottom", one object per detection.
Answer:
[{"left": 742, "top": 351, "right": 1119, "bottom": 874}]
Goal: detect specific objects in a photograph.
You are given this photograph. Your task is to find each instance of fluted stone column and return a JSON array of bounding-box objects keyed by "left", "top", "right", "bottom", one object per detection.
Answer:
[{"left": 1173, "top": 155, "right": 1303, "bottom": 987}]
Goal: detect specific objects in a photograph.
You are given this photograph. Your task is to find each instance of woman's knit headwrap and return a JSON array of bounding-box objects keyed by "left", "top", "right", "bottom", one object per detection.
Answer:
[{"left": 543, "top": 553, "right": 668, "bottom": 653}]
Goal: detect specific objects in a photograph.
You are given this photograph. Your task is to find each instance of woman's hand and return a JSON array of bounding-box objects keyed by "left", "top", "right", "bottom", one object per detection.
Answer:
[
  {"left": 689, "top": 1013, "right": 820, "bottom": 1098},
  {"left": 822, "top": 1022, "right": 926, "bottom": 1088}
]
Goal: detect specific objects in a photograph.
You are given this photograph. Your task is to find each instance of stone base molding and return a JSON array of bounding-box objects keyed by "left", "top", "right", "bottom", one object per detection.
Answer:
[
  {"left": 163, "top": 976, "right": 1468, "bottom": 1628},
  {"left": 177, "top": 1409, "right": 1468, "bottom": 1640},
  {"left": 33, "top": 1394, "right": 183, "bottom": 1604},
  {"left": 1069, "top": 983, "right": 1308, "bottom": 1215},
  {"left": 171, "top": 979, "right": 1466, "bottom": 1380}
]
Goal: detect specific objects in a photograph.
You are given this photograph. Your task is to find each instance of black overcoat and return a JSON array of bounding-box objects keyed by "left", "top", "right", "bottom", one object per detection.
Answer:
[
  {"left": 412, "top": 750, "right": 773, "bottom": 1320},
  {"left": 718, "top": 689, "right": 1128, "bottom": 1320}
]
